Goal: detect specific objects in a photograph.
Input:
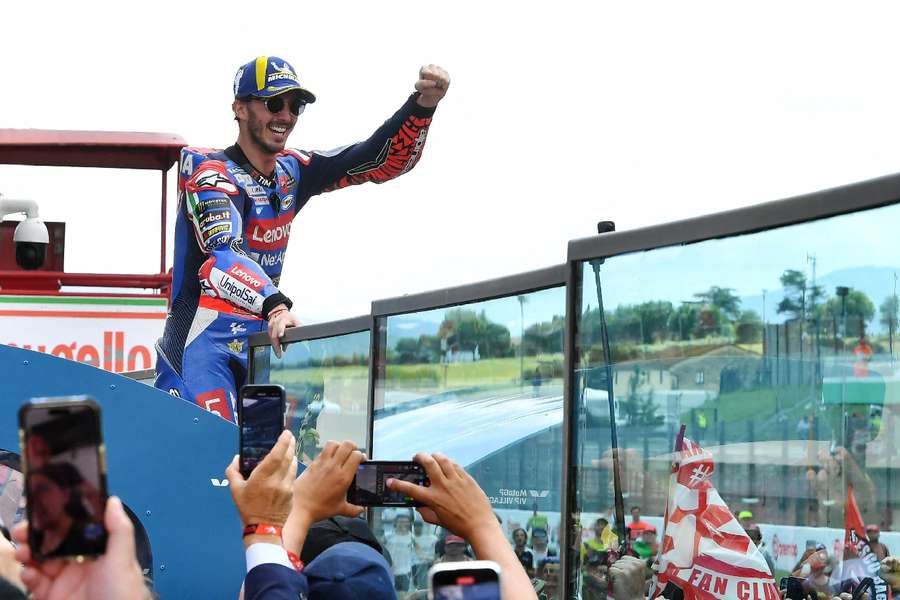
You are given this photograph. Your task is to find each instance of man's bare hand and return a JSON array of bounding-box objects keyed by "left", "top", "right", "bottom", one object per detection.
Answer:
[
  {"left": 386, "top": 452, "right": 495, "bottom": 543},
  {"left": 267, "top": 305, "right": 301, "bottom": 358},
  {"left": 282, "top": 440, "right": 365, "bottom": 555},
  {"left": 415, "top": 64, "right": 450, "bottom": 108},
  {"left": 292, "top": 440, "right": 366, "bottom": 523},
  {"left": 13, "top": 497, "right": 145, "bottom": 600},
  {"left": 608, "top": 556, "right": 646, "bottom": 600},
  {"left": 225, "top": 430, "right": 296, "bottom": 528}
]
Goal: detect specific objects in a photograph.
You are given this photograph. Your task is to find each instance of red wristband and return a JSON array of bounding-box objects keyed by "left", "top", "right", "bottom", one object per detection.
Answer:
[
  {"left": 243, "top": 523, "right": 283, "bottom": 538},
  {"left": 287, "top": 550, "right": 304, "bottom": 572}
]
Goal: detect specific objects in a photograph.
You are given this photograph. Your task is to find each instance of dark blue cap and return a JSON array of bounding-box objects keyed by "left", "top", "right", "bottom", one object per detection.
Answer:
[
  {"left": 304, "top": 542, "right": 394, "bottom": 600},
  {"left": 233, "top": 56, "right": 316, "bottom": 103}
]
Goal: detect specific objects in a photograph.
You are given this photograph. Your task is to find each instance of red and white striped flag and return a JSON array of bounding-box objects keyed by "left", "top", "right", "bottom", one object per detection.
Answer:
[{"left": 649, "top": 429, "right": 778, "bottom": 600}]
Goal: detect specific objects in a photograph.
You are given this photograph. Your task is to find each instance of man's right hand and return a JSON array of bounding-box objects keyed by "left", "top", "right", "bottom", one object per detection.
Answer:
[
  {"left": 225, "top": 430, "right": 297, "bottom": 530},
  {"left": 292, "top": 440, "right": 366, "bottom": 523},
  {"left": 282, "top": 440, "right": 366, "bottom": 555},
  {"left": 386, "top": 452, "right": 497, "bottom": 542},
  {"left": 267, "top": 305, "right": 301, "bottom": 358}
]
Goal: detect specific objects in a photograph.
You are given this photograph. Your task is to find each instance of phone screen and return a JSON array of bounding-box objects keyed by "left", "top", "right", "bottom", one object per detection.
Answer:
[
  {"left": 20, "top": 397, "right": 107, "bottom": 560},
  {"left": 348, "top": 461, "right": 427, "bottom": 507},
  {"left": 239, "top": 385, "right": 286, "bottom": 478},
  {"left": 432, "top": 567, "right": 501, "bottom": 600}
]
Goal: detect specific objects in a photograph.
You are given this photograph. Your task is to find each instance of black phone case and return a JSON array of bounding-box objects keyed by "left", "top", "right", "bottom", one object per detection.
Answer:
[
  {"left": 19, "top": 396, "right": 108, "bottom": 561},
  {"left": 347, "top": 461, "right": 427, "bottom": 507},
  {"left": 238, "top": 384, "right": 286, "bottom": 479}
]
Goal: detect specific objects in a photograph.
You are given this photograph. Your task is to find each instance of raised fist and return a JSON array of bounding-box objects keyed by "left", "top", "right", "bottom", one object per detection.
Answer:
[{"left": 415, "top": 64, "right": 450, "bottom": 108}]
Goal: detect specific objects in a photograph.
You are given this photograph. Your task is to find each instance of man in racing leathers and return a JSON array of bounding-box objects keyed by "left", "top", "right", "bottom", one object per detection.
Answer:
[{"left": 155, "top": 56, "right": 450, "bottom": 421}]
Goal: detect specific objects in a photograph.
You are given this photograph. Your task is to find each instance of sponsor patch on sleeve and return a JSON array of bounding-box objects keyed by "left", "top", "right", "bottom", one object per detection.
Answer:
[{"left": 186, "top": 161, "right": 239, "bottom": 195}]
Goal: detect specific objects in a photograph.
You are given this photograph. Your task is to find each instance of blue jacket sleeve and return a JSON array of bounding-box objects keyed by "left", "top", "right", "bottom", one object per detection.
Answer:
[
  {"left": 290, "top": 93, "right": 436, "bottom": 204},
  {"left": 244, "top": 563, "right": 308, "bottom": 600},
  {"left": 182, "top": 151, "right": 291, "bottom": 318}
]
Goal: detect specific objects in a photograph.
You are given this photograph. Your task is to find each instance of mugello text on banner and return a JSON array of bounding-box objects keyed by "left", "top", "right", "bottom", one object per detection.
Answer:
[{"left": 1, "top": 296, "right": 167, "bottom": 373}]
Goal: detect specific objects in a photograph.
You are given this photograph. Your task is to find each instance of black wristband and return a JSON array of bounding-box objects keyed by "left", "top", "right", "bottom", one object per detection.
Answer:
[
  {"left": 262, "top": 293, "right": 293, "bottom": 320},
  {"left": 409, "top": 92, "right": 437, "bottom": 118}
]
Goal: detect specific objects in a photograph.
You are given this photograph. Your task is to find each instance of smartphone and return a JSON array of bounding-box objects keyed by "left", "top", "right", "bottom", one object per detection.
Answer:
[
  {"left": 346, "top": 461, "right": 428, "bottom": 507},
  {"left": 19, "top": 396, "right": 108, "bottom": 561},
  {"left": 238, "top": 384, "right": 286, "bottom": 478},
  {"left": 428, "top": 560, "right": 501, "bottom": 600},
  {"left": 781, "top": 576, "right": 807, "bottom": 600},
  {"left": 852, "top": 578, "right": 874, "bottom": 600}
]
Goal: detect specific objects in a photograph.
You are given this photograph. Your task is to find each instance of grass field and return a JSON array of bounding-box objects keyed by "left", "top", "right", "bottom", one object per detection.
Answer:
[
  {"left": 697, "top": 385, "right": 810, "bottom": 424},
  {"left": 269, "top": 353, "right": 565, "bottom": 389}
]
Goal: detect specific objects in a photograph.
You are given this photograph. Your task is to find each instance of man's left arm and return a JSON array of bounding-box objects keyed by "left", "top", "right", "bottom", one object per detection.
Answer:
[{"left": 293, "top": 65, "right": 449, "bottom": 200}]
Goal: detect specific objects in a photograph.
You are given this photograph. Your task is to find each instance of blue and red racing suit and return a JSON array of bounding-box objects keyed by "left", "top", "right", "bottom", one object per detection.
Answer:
[{"left": 155, "top": 93, "right": 435, "bottom": 421}]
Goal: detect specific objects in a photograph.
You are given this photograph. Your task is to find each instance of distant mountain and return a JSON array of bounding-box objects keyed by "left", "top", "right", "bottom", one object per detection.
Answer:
[{"left": 740, "top": 265, "right": 899, "bottom": 332}]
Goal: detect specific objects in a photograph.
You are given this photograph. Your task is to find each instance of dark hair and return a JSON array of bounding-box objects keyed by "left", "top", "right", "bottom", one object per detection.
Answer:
[
  {"left": 539, "top": 556, "right": 560, "bottom": 572},
  {"left": 631, "top": 506, "right": 641, "bottom": 512},
  {"left": 512, "top": 528, "right": 528, "bottom": 542}
]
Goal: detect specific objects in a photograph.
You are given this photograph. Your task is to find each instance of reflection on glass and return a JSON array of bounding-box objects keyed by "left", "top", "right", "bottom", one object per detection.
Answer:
[
  {"left": 252, "top": 331, "right": 370, "bottom": 461},
  {"left": 372, "top": 286, "right": 566, "bottom": 596},
  {"left": 569, "top": 202, "right": 900, "bottom": 598}
]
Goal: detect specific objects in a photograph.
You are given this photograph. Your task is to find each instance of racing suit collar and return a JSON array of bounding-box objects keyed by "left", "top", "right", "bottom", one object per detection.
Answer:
[{"left": 225, "top": 144, "right": 277, "bottom": 189}]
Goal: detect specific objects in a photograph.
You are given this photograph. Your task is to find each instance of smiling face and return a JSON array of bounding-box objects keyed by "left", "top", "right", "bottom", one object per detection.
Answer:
[{"left": 234, "top": 92, "right": 301, "bottom": 155}]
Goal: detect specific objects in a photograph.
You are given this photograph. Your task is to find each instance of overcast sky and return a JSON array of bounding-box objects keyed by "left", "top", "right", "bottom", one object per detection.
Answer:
[{"left": 3, "top": 1, "right": 900, "bottom": 324}]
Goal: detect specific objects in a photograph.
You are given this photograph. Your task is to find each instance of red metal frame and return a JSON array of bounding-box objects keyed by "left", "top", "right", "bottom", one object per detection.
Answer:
[{"left": 0, "top": 129, "right": 187, "bottom": 296}]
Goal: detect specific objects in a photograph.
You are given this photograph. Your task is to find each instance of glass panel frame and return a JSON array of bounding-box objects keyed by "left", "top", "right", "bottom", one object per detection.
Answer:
[{"left": 563, "top": 179, "right": 900, "bottom": 599}]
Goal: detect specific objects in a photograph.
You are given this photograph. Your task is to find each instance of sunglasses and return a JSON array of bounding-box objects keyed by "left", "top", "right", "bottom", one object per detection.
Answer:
[{"left": 250, "top": 95, "right": 307, "bottom": 116}]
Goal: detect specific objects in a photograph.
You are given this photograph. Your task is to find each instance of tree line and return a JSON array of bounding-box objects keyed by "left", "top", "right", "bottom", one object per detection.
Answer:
[{"left": 390, "top": 308, "right": 565, "bottom": 364}]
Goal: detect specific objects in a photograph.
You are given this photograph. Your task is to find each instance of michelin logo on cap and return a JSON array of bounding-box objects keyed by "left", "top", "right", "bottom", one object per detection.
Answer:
[{"left": 268, "top": 61, "right": 297, "bottom": 83}]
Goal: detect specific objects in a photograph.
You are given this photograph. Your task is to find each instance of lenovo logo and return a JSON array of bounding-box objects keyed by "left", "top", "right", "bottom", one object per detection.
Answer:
[
  {"left": 227, "top": 264, "right": 264, "bottom": 290},
  {"left": 247, "top": 213, "right": 293, "bottom": 251}
]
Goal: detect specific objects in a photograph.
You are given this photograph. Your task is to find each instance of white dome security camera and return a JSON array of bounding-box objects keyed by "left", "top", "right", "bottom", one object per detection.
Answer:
[{"left": 1, "top": 195, "right": 50, "bottom": 270}]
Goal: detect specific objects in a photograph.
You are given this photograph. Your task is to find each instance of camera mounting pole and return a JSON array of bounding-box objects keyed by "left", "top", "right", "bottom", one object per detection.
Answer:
[{"left": 0, "top": 194, "right": 43, "bottom": 222}]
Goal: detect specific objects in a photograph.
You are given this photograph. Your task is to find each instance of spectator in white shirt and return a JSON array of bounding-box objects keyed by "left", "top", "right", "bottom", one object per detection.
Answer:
[
  {"left": 412, "top": 518, "right": 438, "bottom": 588},
  {"left": 383, "top": 511, "right": 415, "bottom": 592}
]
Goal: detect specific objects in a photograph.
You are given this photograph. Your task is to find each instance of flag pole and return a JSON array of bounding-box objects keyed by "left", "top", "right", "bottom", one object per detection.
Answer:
[{"left": 590, "top": 220, "right": 627, "bottom": 547}]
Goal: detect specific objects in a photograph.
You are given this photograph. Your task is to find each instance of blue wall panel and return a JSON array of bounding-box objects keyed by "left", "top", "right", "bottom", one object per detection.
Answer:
[{"left": 0, "top": 345, "right": 243, "bottom": 599}]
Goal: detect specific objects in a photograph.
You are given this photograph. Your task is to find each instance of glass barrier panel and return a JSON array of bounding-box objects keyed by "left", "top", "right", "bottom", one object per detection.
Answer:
[
  {"left": 372, "top": 286, "right": 566, "bottom": 597},
  {"left": 251, "top": 330, "right": 370, "bottom": 460},
  {"left": 569, "top": 202, "right": 900, "bottom": 598}
]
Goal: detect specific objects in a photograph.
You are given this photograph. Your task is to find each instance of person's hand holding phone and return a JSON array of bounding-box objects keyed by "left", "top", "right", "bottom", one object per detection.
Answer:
[
  {"left": 12, "top": 496, "right": 145, "bottom": 600},
  {"left": 387, "top": 452, "right": 539, "bottom": 600},
  {"left": 386, "top": 452, "right": 495, "bottom": 541},
  {"left": 226, "top": 429, "right": 297, "bottom": 542},
  {"left": 0, "top": 534, "right": 24, "bottom": 594},
  {"left": 282, "top": 440, "right": 366, "bottom": 555}
]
